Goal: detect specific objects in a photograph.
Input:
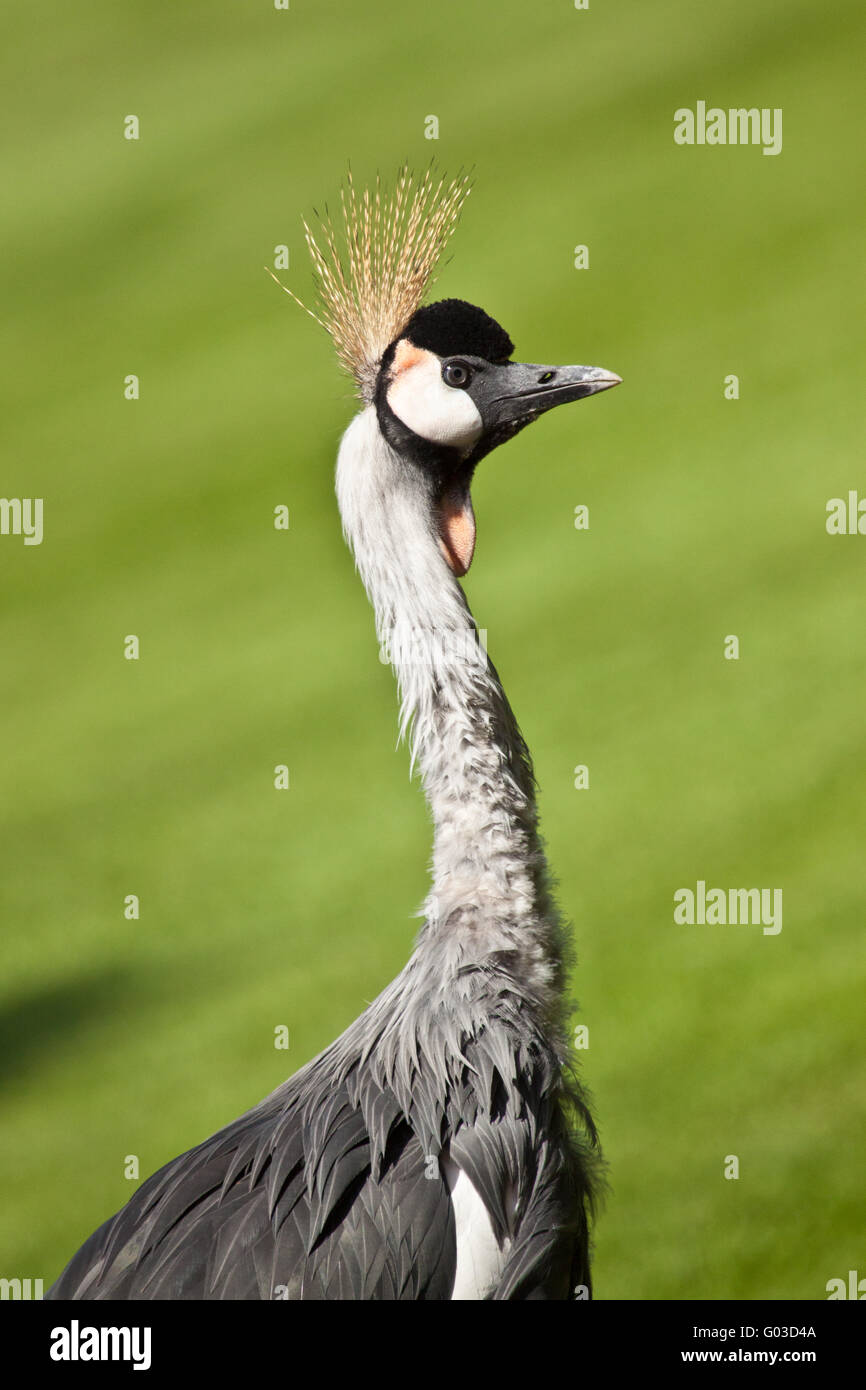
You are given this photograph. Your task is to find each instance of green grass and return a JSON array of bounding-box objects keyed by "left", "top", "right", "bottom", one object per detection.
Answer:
[{"left": 1, "top": 0, "right": 863, "bottom": 1300}]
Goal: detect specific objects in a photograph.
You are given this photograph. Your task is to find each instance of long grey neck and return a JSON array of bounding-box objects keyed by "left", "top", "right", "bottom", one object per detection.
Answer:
[{"left": 336, "top": 409, "right": 568, "bottom": 1016}]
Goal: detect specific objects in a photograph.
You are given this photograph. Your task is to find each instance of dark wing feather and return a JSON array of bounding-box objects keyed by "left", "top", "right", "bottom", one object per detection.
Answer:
[
  {"left": 46, "top": 968, "right": 598, "bottom": 1301},
  {"left": 446, "top": 1030, "right": 596, "bottom": 1301},
  {"left": 46, "top": 1064, "right": 456, "bottom": 1301}
]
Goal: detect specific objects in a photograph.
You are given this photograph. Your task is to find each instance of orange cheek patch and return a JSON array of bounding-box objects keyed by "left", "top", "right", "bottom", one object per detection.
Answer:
[{"left": 391, "top": 338, "right": 430, "bottom": 375}]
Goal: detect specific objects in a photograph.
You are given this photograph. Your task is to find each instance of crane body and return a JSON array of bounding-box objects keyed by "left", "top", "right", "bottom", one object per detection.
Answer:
[{"left": 47, "top": 171, "right": 619, "bottom": 1301}]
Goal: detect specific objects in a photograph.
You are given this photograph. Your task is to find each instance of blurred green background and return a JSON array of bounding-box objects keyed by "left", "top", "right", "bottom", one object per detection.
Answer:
[{"left": 2, "top": 0, "right": 864, "bottom": 1300}]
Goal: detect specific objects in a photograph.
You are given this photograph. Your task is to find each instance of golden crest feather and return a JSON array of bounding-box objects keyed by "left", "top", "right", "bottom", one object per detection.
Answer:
[{"left": 270, "top": 166, "right": 472, "bottom": 402}]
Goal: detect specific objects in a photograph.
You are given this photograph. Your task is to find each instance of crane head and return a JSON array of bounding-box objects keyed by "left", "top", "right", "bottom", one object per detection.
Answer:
[{"left": 374, "top": 298, "right": 621, "bottom": 576}]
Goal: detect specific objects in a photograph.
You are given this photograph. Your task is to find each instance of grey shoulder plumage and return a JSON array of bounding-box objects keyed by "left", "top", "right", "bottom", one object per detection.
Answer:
[{"left": 47, "top": 957, "right": 599, "bottom": 1301}]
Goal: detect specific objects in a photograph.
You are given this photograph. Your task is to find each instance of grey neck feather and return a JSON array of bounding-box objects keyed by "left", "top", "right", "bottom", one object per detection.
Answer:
[{"left": 336, "top": 407, "right": 569, "bottom": 1026}]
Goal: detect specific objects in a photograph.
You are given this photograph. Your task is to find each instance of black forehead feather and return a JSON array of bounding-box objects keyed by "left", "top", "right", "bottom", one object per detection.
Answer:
[{"left": 401, "top": 298, "right": 514, "bottom": 363}]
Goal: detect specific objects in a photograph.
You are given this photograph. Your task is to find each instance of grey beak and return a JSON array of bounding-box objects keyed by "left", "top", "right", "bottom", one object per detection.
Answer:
[{"left": 476, "top": 361, "right": 622, "bottom": 432}]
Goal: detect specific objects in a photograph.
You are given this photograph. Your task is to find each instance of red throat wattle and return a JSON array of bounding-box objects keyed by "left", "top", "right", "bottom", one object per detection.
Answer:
[{"left": 437, "top": 485, "right": 476, "bottom": 577}]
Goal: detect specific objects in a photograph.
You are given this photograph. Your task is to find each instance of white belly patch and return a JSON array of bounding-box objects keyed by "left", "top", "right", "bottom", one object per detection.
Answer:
[{"left": 443, "top": 1158, "right": 511, "bottom": 1300}]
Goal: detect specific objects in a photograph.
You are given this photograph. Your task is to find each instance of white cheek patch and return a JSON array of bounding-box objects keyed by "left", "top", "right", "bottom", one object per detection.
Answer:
[{"left": 386, "top": 346, "right": 482, "bottom": 451}]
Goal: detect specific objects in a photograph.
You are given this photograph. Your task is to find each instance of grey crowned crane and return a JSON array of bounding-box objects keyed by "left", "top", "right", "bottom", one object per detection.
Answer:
[{"left": 47, "top": 168, "right": 620, "bottom": 1301}]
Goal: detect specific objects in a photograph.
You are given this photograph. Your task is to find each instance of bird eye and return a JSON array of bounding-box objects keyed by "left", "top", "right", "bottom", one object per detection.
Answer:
[{"left": 442, "top": 360, "right": 472, "bottom": 389}]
